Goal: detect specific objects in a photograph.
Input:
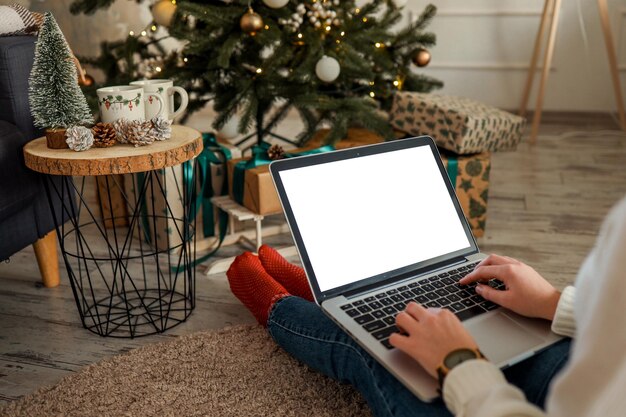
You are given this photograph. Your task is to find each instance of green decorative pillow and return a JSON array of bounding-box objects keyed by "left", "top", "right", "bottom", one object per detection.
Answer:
[{"left": 0, "top": 4, "right": 42, "bottom": 36}]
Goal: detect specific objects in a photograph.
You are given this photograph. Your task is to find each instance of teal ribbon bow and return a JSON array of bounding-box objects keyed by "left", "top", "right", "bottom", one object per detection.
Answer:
[{"left": 232, "top": 142, "right": 335, "bottom": 205}]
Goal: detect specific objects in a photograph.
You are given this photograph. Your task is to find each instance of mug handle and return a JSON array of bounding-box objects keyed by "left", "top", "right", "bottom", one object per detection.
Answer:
[
  {"left": 145, "top": 93, "right": 165, "bottom": 119},
  {"left": 168, "top": 86, "right": 189, "bottom": 120}
]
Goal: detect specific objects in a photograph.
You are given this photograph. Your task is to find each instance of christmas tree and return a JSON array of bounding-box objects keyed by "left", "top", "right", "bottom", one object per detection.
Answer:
[
  {"left": 168, "top": 0, "right": 442, "bottom": 144},
  {"left": 29, "top": 12, "right": 94, "bottom": 129}
]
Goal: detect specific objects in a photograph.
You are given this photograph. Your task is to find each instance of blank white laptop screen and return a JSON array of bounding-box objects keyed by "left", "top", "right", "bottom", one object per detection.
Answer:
[{"left": 278, "top": 145, "right": 471, "bottom": 292}]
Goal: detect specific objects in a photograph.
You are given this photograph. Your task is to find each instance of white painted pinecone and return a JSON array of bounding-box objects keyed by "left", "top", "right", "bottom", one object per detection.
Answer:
[
  {"left": 151, "top": 117, "right": 172, "bottom": 140},
  {"left": 113, "top": 118, "right": 132, "bottom": 144},
  {"left": 65, "top": 126, "right": 94, "bottom": 152},
  {"left": 127, "top": 120, "right": 158, "bottom": 147}
]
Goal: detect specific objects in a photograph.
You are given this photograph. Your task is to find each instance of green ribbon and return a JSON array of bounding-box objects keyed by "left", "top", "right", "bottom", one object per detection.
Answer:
[
  {"left": 133, "top": 132, "right": 233, "bottom": 271},
  {"left": 183, "top": 132, "right": 232, "bottom": 239},
  {"left": 136, "top": 171, "right": 152, "bottom": 244},
  {"left": 232, "top": 142, "right": 335, "bottom": 205},
  {"left": 447, "top": 155, "right": 458, "bottom": 187},
  {"left": 175, "top": 133, "right": 232, "bottom": 270}
]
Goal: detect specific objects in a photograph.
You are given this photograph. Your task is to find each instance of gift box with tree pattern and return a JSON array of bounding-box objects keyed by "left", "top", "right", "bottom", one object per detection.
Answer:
[{"left": 390, "top": 92, "right": 525, "bottom": 155}]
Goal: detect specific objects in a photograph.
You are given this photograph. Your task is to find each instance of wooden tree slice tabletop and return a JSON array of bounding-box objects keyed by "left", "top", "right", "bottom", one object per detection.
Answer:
[{"left": 23, "top": 125, "right": 203, "bottom": 176}]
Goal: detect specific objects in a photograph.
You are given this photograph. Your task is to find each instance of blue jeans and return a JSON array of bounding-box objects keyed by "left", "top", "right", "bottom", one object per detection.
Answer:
[{"left": 268, "top": 296, "right": 571, "bottom": 417}]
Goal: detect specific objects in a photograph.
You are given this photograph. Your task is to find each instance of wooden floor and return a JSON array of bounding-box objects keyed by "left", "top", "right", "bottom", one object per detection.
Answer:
[{"left": 1, "top": 113, "right": 625, "bottom": 405}]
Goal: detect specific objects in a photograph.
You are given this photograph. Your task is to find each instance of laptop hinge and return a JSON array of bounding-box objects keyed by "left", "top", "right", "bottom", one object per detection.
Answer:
[{"left": 342, "top": 256, "right": 469, "bottom": 299}]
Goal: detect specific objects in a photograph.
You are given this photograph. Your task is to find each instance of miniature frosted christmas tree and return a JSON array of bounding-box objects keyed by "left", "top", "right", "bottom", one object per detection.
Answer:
[{"left": 29, "top": 12, "right": 93, "bottom": 142}]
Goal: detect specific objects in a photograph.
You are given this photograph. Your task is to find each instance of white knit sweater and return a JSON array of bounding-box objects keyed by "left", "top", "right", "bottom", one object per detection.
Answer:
[{"left": 442, "top": 195, "right": 626, "bottom": 417}]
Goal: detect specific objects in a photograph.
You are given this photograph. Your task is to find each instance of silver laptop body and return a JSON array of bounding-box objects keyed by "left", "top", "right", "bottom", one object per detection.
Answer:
[{"left": 269, "top": 136, "right": 562, "bottom": 402}]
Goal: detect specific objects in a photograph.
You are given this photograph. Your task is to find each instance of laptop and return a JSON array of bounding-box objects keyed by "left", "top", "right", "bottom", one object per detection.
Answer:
[{"left": 269, "top": 136, "right": 562, "bottom": 401}]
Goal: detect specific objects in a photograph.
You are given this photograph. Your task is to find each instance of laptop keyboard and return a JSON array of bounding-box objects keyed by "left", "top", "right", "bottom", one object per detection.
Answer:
[{"left": 339, "top": 262, "right": 505, "bottom": 350}]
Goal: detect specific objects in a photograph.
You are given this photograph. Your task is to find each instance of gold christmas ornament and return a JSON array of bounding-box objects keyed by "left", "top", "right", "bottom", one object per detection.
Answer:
[
  {"left": 152, "top": 0, "right": 177, "bottom": 27},
  {"left": 413, "top": 48, "right": 431, "bottom": 67},
  {"left": 240, "top": 8, "right": 264, "bottom": 35},
  {"left": 92, "top": 123, "right": 117, "bottom": 148},
  {"left": 78, "top": 73, "right": 94, "bottom": 87}
]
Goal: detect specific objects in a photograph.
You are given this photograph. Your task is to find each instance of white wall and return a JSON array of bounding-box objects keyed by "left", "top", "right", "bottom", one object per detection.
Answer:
[
  {"left": 4, "top": 0, "right": 625, "bottom": 112},
  {"left": 408, "top": 0, "right": 623, "bottom": 112}
]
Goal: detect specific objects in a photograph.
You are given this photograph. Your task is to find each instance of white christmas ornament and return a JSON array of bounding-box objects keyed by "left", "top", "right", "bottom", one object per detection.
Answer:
[
  {"left": 315, "top": 55, "right": 340, "bottom": 82},
  {"left": 152, "top": 0, "right": 177, "bottom": 27},
  {"left": 392, "top": 0, "right": 408, "bottom": 7},
  {"left": 218, "top": 114, "right": 240, "bottom": 140},
  {"left": 263, "top": 0, "right": 289, "bottom": 9}
]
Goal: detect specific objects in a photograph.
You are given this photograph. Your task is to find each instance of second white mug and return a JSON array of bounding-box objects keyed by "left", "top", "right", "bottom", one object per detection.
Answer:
[
  {"left": 96, "top": 85, "right": 164, "bottom": 123},
  {"left": 130, "top": 79, "right": 189, "bottom": 121}
]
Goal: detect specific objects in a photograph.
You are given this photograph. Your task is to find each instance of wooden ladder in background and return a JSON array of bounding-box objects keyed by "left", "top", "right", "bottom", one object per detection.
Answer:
[{"left": 520, "top": 0, "right": 626, "bottom": 143}]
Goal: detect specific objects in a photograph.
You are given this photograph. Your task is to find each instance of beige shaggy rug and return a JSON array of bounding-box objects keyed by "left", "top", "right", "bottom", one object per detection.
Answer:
[{"left": 1, "top": 325, "right": 371, "bottom": 417}]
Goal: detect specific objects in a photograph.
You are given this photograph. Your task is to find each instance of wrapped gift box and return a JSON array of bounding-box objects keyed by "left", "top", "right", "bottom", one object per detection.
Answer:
[
  {"left": 228, "top": 129, "right": 491, "bottom": 237},
  {"left": 96, "top": 174, "right": 128, "bottom": 229},
  {"left": 124, "top": 135, "right": 241, "bottom": 251},
  {"left": 390, "top": 92, "right": 525, "bottom": 154},
  {"left": 227, "top": 129, "right": 384, "bottom": 215},
  {"left": 438, "top": 150, "right": 491, "bottom": 237}
]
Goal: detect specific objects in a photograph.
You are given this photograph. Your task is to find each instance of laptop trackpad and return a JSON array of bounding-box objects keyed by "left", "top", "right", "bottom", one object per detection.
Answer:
[{"left": 466, "top": 312, "right": 544, "bottom": 364}]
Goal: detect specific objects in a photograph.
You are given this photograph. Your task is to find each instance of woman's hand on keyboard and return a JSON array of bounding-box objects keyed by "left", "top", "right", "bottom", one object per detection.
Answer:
[
  {"left": 460, "top": 254, "right": 561, "bottom": 321},
  {"left": 390, "top": 302, "right": 478, "bottom": 378}
]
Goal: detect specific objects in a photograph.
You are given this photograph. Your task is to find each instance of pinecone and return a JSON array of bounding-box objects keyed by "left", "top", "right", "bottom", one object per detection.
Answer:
[
  {"left": 65, "top": 125, "right": 93, "bottom": 152},
  {"left": 92, "top": 122, "right": 117, "bottom": 148},
  {"left": 127, "top": 120, "right": 158, "bottom": 147},
  {"left": 150, "top": 117, "right": 172, "bottom": 141},
  {"left": 113, "top": 118, "right": 132, "bottom": 144},
  {"left": 268, "top": 144, "right": 285, "bottom": 160}
]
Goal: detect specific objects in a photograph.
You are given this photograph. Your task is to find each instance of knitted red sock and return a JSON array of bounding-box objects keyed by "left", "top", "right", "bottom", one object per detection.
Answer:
[
  {"left": 226, "top": 252, "right": 289, "bottom": 326},
  {"left": 258, "top": 245, "right": 314, "bottom": 302}
]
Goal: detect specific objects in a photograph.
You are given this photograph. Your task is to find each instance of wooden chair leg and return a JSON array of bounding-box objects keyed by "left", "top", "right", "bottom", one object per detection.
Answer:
[
  {"left": 32, "top": 231, "right": 60, "bottom": 288},
  {"left": 597, "top": 0, "right": 626, "bottom": 131},
  {"left": 520, "top": 0, "right": 553, "bottom": 118},
  {"left": 530, "top": 0, "right": 562, "bottom": 144}
]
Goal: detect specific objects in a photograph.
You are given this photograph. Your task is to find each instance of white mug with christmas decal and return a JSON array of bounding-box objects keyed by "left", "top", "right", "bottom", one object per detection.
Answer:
[
  {"left": 129, "top": 79, "right": 189, "bottom": 121},
  {"left": 96, "top": 85, "right": 164, "bottom": 123}
]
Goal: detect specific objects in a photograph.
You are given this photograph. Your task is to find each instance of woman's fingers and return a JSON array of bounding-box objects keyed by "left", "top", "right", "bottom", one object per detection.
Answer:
[
  {"left": 405, "top": 301, "right": 429, "bottom": 321},
  {"left": 475, "top": 253, "right": 517, "bottom": 268},
  {"left": 461, "top": 264, "right": 511, "bottom": 285},
  {"left": 395, "top": 303, "right": 432, "bottom": 336},
  {"left": 475, "top": 283, "right": 509, "bottom": 306}
]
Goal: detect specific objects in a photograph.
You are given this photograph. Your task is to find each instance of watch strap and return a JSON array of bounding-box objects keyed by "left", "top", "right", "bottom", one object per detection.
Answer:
[{"left": 437, "top": 347, "right": 485, "bottom": 388}]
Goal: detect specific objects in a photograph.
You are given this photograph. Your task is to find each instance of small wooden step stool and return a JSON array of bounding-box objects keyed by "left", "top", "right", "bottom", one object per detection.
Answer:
[{"left": 203, "top": 196, "right": 296, "bottom": 275}]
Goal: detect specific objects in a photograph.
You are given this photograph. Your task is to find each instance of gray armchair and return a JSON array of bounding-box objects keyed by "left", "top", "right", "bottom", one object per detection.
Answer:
[{"left": 0, "top": 35, "right": 67, "bottom": 287}]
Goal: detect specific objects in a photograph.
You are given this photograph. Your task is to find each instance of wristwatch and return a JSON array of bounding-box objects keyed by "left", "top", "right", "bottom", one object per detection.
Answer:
[{"left": 436, "top": 347, "right": 486, "bottom": 388}]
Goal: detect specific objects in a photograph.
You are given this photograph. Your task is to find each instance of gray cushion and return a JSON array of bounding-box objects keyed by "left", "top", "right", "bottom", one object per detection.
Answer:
[
  {"left": 0, "top": 121, "right": 37, "bottom": 219},
  {"left": 0, "top": 35, "right": 42, "bottom": 141}
]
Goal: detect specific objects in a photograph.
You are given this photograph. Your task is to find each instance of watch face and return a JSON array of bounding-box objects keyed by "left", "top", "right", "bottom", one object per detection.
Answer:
[{"left": 444, "top": 348, "right": 479, "bottom": 368}]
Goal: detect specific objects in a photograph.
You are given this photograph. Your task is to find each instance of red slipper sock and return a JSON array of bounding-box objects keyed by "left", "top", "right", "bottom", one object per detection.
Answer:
[
  {"left": 226, "top": 252, "right": 289, "bottom": 326},
  {"left": 258, "top": 245, "right": 314, "bottom": 302}
]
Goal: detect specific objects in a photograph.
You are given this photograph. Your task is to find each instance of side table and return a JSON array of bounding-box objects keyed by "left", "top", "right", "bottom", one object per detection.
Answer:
[{"left": 23, "top": 125, "right": 203, "bottom": 337}]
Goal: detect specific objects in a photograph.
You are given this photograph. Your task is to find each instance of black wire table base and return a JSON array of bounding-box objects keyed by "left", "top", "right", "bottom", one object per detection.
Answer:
[{"left": 44, "top": 163, "right": 199, "bottom": 338}]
